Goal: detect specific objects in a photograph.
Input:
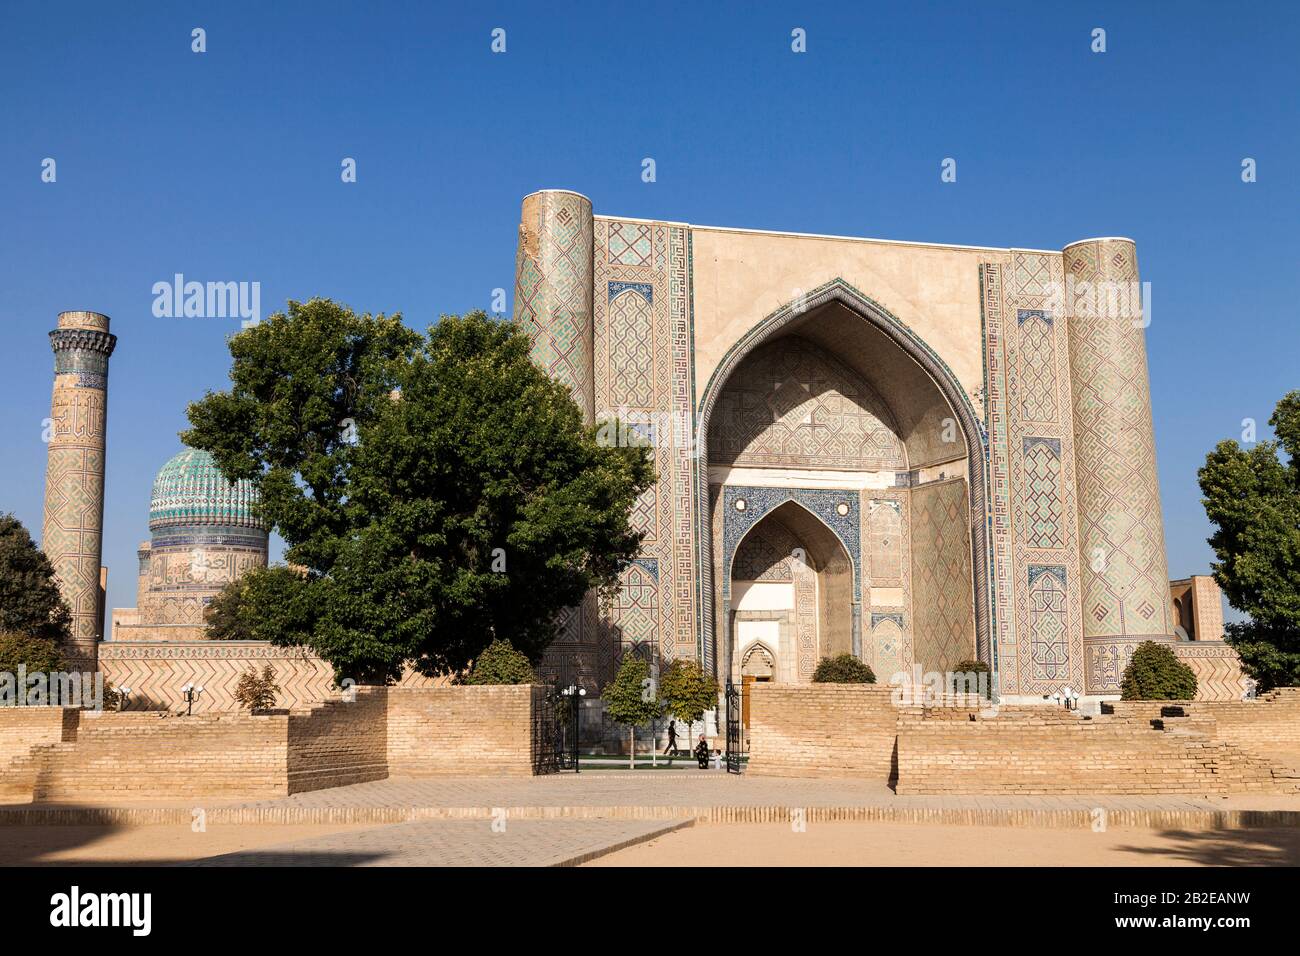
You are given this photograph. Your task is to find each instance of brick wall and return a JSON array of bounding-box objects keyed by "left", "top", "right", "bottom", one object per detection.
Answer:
[
  {"left": 894, "top": 706, "right": 1277, "bottom": 795},
  {"left": 742, "top": 683, "right": 1294, "bottom": 794},
  {"left": 286, "top": 687, "right": 389, "bottom": 793},
  {"left": 0, "top": 707, "right": 78, "bottom": 769},
  {"left": 1106, "top": 689, "right": 1300, "bottom": 753},
  {"left": 18, "top": 711, "right": 292, "bottom": 802},
  {"left": 746, "top": 684, "right": 899, "bottom": 779},
  {"left": 387, "top": 685, "right": 539, "bottom": 777},
  {"left": 1, "top": 685, "right": 551, "bottom": 803}
]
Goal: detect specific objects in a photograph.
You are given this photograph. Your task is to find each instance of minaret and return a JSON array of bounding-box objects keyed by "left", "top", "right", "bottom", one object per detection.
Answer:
[
  {"left": 1061, "top": 240, "right": 1176, "bottom": 695},
  {"left": 513, "top": 190, "right": 595, "bottom": 423},
  {"left": 43, "top": 311, "right": 116, "bottom": 669},
  {"left": 513, "top": 190, "right": 596, "bottom": 688}
]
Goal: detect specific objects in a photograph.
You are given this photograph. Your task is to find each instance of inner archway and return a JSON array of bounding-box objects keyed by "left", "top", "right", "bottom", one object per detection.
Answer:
[{"left": 728, "top": 499, "right": 854, "bottom": 684}]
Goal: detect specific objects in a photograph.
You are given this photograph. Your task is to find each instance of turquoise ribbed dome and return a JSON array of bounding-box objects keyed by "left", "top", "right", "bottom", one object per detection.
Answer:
[{"left": 148, "top": 449, "right": 261, "bottom": 530}]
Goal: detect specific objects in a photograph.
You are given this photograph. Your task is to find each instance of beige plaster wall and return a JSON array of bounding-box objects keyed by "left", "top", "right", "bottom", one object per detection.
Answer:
[{"left": 690, "top": 228, "right": 1006, "bottom": 403}]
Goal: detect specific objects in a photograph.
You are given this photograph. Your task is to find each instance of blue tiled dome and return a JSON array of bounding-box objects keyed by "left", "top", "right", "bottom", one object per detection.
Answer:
[{"left": 148, "top": 449, "right": 262, "bottom": 530}]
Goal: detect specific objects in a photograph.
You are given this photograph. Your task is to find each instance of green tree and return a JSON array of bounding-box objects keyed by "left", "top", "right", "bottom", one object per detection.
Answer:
[
  {"left": 184, "top": 301, "right": 654, "bottom": 683},
  {"left": 204, "top": 566, "right": 315, "bottom": 643},
  {"left": 1120, "top": 641, "right": 1198, "bottom": 701},
  {"left": 0, "top": 514, "right": 72, "bottom": 644},
  {"left": 1198, "top": 390, "right": 1300, "bottom": 690},
  {"left": 812, "top": 653, "right": 876, "bottom": 683},
  {"left": 658, "top": 658, "right": 718, "bottom": 749},
  {"left": 466, "top": 638, "right": 536, "bottom": 685},
  {"left": 602, "top": 654, "right": 662, "bottom": 769},
  {"left": 0, "top": 631, "right": 66, "bottom": 676}
]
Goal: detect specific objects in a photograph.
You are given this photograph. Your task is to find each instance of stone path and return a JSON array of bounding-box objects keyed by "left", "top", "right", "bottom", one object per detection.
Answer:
[
  {"left": 229, "top": 773, "right": 1300, "bottom": 812},
  {"left": 185, "top": 818, "right": 692, "bottom": 867},
  {"left": 8, "top": 774, "right": 1300, "bottom": 829}
]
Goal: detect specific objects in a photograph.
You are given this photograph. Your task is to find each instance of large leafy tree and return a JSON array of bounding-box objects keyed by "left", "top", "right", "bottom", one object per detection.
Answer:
[
  {"left": 0, "top": 513, "right": 72, "bottom": 644},
  {"left": 1198, "top": 390, "right": 1300, "bottom": 690},
  {"left": 185, "top": 299, "right": 653, "bottom": 683}
]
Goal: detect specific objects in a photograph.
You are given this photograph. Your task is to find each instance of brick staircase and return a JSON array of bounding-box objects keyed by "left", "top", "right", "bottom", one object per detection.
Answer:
[{"left": 895, "top": 706, "right": 1280, "bottom": 795}]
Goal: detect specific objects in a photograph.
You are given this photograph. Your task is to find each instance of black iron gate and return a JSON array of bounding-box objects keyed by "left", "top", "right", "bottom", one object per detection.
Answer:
[
  {"left": 534, "top": 684, "right": 581, "bottom": 774},
  {"left": 532, "top": 687, "right": 562, "bottom": 774},
  {"left": 725, "top": 681, "right": 743, "bottom": 773}
]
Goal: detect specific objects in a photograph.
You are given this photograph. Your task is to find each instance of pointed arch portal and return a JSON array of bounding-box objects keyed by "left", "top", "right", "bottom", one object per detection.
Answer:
[{"left": 697, "top": 278, "right": 990, "bottom": 684}]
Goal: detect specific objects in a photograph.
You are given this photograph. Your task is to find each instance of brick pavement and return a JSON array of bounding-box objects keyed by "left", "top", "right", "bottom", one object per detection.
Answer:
[
  {"left": 186, "top": 818, "right": 692, "bottom": 867},
  {"left": 7, "top": 773, "right": 1300, "bottom": 830}
]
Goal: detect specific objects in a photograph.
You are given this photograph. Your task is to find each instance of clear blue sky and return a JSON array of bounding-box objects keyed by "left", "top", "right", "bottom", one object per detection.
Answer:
[{"left": 2, "top": 1, "right": 1296, "bottom": 624}]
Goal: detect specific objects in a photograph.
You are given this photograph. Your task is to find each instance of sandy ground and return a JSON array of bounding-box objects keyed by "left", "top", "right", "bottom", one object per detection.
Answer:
[
  {"left": 586, "top": 822, "right": 1300, "bottom": 867},
  {"left": 5, "top": 819, "right": 1298, "bottom": 867},
  {"left": 0, "top": 824, "right": 370, "bottom": 866}
]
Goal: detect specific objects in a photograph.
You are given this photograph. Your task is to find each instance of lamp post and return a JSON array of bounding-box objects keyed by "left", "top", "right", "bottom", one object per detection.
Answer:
[
  {"left": 118, "top": 686, "right": 131, "bottom": 712},
  {"left": 562, "top": 684, "right": 585, "bottom": 773},
  {"left": 181, "top": 683, "right": 204, "bottom": 716}
]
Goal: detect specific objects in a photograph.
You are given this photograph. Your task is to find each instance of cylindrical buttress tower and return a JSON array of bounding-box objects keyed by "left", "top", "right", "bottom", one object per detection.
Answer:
[
  {"left": 1062, "top": 239, "right": 1176, "bottom": 695},
  {"left": 43, "top": 310, "right": 117, "bottom": 668},
  {"left": 513, "top": 189, "right": 595, "bottom": 423}
]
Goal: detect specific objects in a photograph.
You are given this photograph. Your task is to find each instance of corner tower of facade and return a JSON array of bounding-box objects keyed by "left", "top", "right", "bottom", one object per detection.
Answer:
[
  {"left": 1061, "top": 238, "right": 1176, "bottom": 694},
  {"left": 43, "top": 310, "right": 116, "bottom": 668},
  {"left": 513, "top": 190, "right": 596, "bottom": 423}
]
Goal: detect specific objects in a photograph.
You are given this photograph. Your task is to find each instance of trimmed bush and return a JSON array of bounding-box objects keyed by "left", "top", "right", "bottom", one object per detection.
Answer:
[
  {"left": 812, "top": 653, "right": 876, "bottom": 684},
  {"left": 1120, "top": 641, "right": 1197, "bottom": 700},
  {"left": 466, "top": 638, "right": 536, "bottom": 685}
]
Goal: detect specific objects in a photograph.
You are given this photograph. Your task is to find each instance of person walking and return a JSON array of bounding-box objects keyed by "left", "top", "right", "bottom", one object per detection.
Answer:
[{"left": 664, "top": 721, "right": 678, "bottom": 755}]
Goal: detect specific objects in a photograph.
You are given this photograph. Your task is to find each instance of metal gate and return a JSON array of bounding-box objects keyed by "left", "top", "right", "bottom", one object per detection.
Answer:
[
  {"left": 725, "top": 681, "right": 743, "bottom": 773},
  {"left": 532, "top": 687, "right": 562, "bottom": 775},
  {"left": 534, "top": 684, "right": 581, "bottom": 774}
]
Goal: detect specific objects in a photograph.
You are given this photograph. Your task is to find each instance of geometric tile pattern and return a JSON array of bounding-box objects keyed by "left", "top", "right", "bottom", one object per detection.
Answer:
[
  {"left": 794, "top": 560, "right": 817, "bottom": 679},
  {"left": 721, "top": 485, "right": 861, "bottom": 605},
  {"left": 1021, "top": 437, "right": 1064, "bottom": 549},
  {"left": 708, "top": 336, "right": 906, "bottom": 471},
  {"left": 983, "top": 260, "right": 1087, "bottom": 696},
  {"left": 1016, "top": 309, "right": 1059, "bottom": 422},
  {"left": 1062, "top": 239, "right": 1174, "bottom": 692},
  {"left": 1027, "top": 565, "right": 1069, "bottom": 681},
  {"left": 733, "top": 520, "right": 798, "bottom": 582},
  {"left": 514, "top": 191, "right": 595, "bottom": 423},
  {"left": 909, "top": 479, "right": 973, "bottom": 675},
  {"left": 96, "top": 643, "right": 441, "bottom": 714},
  {"left": 607, "top": 221, "right": 653, "bottom": 267},
  {"left": 864, "top": 491, "right": 912, "bottom": 674},
  {"left": 42, "top": 313, "right": 116, "bottom": 668},
  {"left": 607, "top": 288, "right": 655, "bottom": 408},
  {"left": 1172, "top": 641, "right": 1250, "bottom": 701}
]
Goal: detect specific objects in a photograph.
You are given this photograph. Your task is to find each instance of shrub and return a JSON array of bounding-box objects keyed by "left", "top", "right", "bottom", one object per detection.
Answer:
[
  {"left": 812, "top": 653, "right": 876, "bottom": 684},
  {"left": 234, "top": 665, "right": 280, "bottom": 711},
  {"left": 466, "top": 639, "right": 536, "bottom": 685},
  {"left": 1120, "top": 641, "right": 1198, "bottom": 700},
  {"left": 0, "top": 630, "right": 66, "bottom": 676},
  {"left": 949, "top": 659, "right": 992, "bottom": 697}
]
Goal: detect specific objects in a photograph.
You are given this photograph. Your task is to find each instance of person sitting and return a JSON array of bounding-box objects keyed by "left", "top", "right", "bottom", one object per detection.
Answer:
[{"left": 694, "top": 734, "right": 710, "bottom": 769}]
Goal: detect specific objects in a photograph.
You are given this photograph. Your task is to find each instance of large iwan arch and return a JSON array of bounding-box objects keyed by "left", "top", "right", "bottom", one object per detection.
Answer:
[{"left": 515, "top": 189, "right": 1181, "bottom": 701}]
